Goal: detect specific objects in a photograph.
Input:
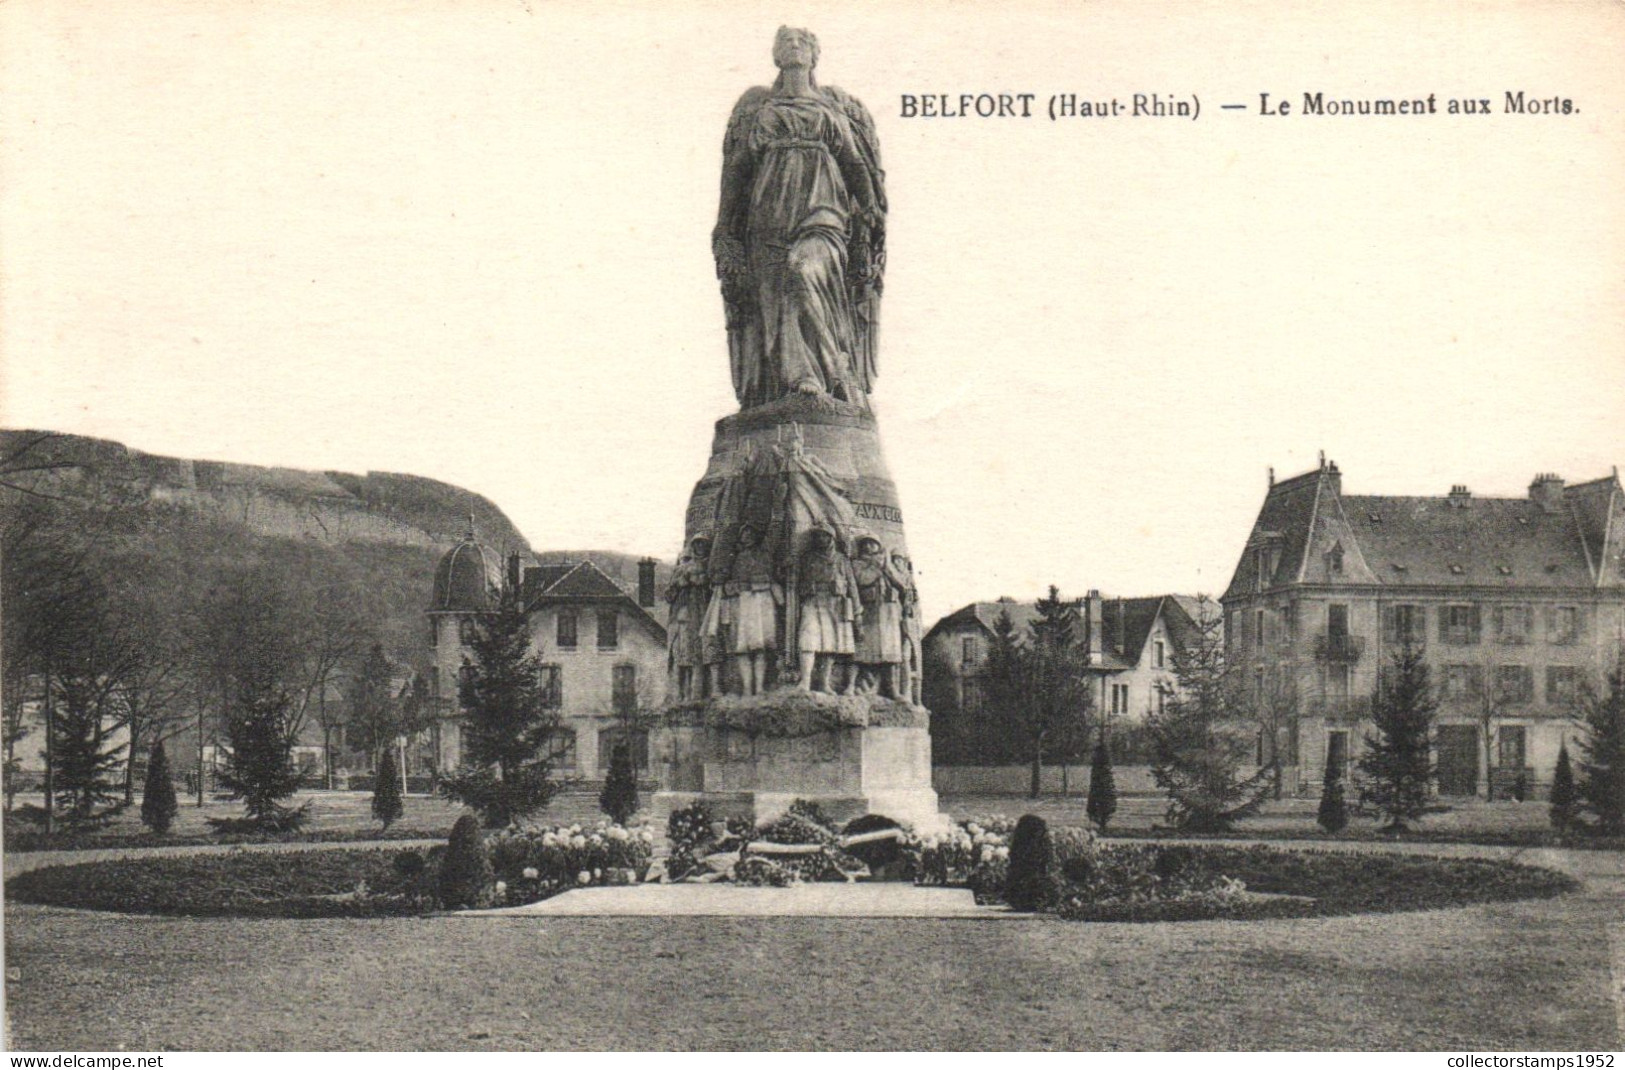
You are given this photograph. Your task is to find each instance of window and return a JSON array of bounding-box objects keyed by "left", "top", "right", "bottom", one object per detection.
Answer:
[
  {"left": 1497, "top": 726, "right": 1527, "bottom": 771},
  {"left": 1548, "top": 606, "right": 1579, "bottom": 645},
  {"left": 1110, "top": 683, "right": 1129, "bottom": 716},
  {"left": 557, "top": 610, "right": 578, "bottom": 649},
  {"left": 1441, "top": 604, "right": 1481, "bottom": 646},
  {"left": 598, "top": 727, "right": 649, "bottom": 771},
  {"left": 539, "top": 663, "right": 562, "bottom": 708},
  {"left": 1327, "top": 603, "right": 1349, "bottom": 640},
  {"left": 1253, "top": 667, "right": 1265, "bottom": 702},
  {"left": 1443, "top": 664, "right": 1484, "bottom": 701},
  {"left": 1282, "top": 602, "right": 1299, "bottom": 647},
  {"left": 546, "top": 728, "right": 577, "bottom": 768},
  {"left": 961, "top": 636, "right": 978, "bottom": 671},
  {"left": 458, "top": 617, "right": 478, "bottom": 644},
  {"left": 596, "top": 611, "right": 619, "bottom": 650},
  {"left": 1546, "top": 666, "right": 1579, "bottom": 706},
  {"left": 1327, "top": 543, "right": 1345, "bottom": 575},
  {"left": 612, "top": 663, "right": 637, "bottom": 715},
  {"left": 1385, "top": 604, "right": 1425, "bottom": 646},
  {"left": 1255, "top": 610, "right": 1267, "bottom": 650},
  {"left": 1327, "top": 664, "right": 1351, "bottom": 702},
  {"left": 429, "top": 617, "right": 438, "bottom": 645},
  {"left": 1152, "top": 639, "right": 1165, "bottom": 669},
  {"left": 962, "top": 677, "right": 984, "bottom": 716},
  {"left": 1327, "top": 731, "right": 1349, "bottom": 776},
  {"left": 1495, "top": 605, "right": 1532, "bottom": 645},
  {"left": 1156, "top": 683, "right": 1170, "bottom": 716},
  {"left": 1496, "top": 665, "right": 1534, "bottom": 705},
  {"left": 428, "top": 666, "right": 440, "bottom": 698}
]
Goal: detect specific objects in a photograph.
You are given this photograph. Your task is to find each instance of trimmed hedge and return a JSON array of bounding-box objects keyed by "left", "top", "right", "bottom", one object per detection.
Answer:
[{"left": 4, "top": 848, "right": 426, "bottom": 918}]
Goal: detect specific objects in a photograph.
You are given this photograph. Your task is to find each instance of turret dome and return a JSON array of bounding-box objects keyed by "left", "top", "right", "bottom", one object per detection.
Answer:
[{"left": 432, "top": 516, "right": 497, "bottom": 612}]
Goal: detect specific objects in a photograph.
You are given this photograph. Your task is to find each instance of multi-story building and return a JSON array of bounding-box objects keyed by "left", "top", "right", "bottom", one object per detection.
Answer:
[
  {"left": 428, "top": 522, "right": 668, "bottom": 784},
  {"left": 923, "top": 591, "right": 1204, "bottom": 765},
  {"left": 1222, "top": 459, "right": 1625, "bottom": 797}
]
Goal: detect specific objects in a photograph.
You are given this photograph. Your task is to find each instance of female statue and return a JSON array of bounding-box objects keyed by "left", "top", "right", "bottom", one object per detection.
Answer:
[{"left": 713, "top": 27, "right": 887, "bottom": 410}]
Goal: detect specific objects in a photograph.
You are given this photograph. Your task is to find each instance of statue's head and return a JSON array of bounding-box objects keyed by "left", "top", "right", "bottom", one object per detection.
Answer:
[
  {"left": 738, "top": 522, "right": 759, "bottom": 547},
  {"left": 891, "top": 551, "right": 909, "bottom": 572},
  {"left": 772, "top": 26, "right": 819, "bottom": 71},
  {"left": 691, "top": 535, "right": 712, "bottom": 559},
  {"left": 857, "top": 535, "right": 883, "bottom": 557},
  {"left": 808, "top": 526, "right": 834, "bottom": 552}
]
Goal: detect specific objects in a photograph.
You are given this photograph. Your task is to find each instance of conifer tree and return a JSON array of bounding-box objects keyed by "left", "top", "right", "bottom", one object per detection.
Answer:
[
  {"left": 599, "top": 741, "right": 638, "bottom": 825},
  {"left": 1549, "top": 740, "right": 1577, "bottom": 834},
  {"left": 1317, "top": 749, "right": 1348, "bottom": 833},
  {"left": 1085, "top": 732, "right": 1117, "bottom": 832},
  {"left": 139, "top": 740, "right": 179, "bottom": 834},
  {"left": 1358, "top": 642, "right": 1437, "bottom": 832},
  {"left": 1576, "top": 662, "right": 1625, "bottom": 835},
  {"left": 372, "top": 742, "right": 404, "bottom": 829},
  {"left": 440, "top": 577, "right": 560, "bottom": 827},
  {"left": 1147, "top": 599, "right": 1271, "bottom": 832}
]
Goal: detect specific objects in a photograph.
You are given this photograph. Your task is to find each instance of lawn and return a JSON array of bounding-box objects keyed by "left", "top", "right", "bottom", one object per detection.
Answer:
[{"left": 4, "top": 885, "right": 1616, "bottom": 1049}]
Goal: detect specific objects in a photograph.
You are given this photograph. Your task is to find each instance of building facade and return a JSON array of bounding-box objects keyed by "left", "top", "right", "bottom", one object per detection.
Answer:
[
  {"left": 1222, "top": 460, "right": 1625, "bottom": 797},
  {"left": 923, "top": 592, "right": 1203, "bottom": 765},
  {"left": 428, "top": 524, "right": 668, "bottom": 784}
]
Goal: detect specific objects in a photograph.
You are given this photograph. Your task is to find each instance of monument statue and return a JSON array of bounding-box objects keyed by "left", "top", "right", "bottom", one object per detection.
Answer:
[
  {"left": 723, "top": 522, "right": 782, "bottom": 696},
  {"left": 665, "top": 536, "right": 713, "bottom": 701},
  {"left": 851, "top": 534, "right": 908, "bottom": 699},
  {"left": 713, "top": 26, "right": 887, "bottom": 410},
  {"left": 654, "top": 28, "right": 942, "bottom": 831}
]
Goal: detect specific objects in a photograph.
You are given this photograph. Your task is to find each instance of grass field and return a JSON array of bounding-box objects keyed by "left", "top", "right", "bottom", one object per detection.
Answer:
[{"left": 5, "top": 879, "right": 1616, "bottom": 1050}]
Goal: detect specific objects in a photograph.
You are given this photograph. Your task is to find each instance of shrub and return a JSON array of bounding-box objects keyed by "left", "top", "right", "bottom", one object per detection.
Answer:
[
  {"left": 372, "top": 752, "right": 404, "bottom": 830},
  {"left": 439, "top": 765, "right": 556, "bottom": 831},
  {"left": 1317, "top": 752, "right": 1349, "bottom": 833},
  {"left": 666, "top": 802, "right": 718, "bottom": 880},
  {"left": 1550, "top": 742, "right": 1578, "bottom": 833},
  {"left": 139, "top": 742, "right": 179, "bottom": 835},
  {"left": 438, "top": 814, "right": 493, "bottom": 909},
  {"left": 1576, "top": 663, "right": 1625, "bottom": 835},
  {"left": 599, "top": 742, "right": 638, "bottom": 826},
  {"left": 1005, "top": 814, "right": 1057, "bottom": 912},
  {"left": 1086, "top": 736, "right": 1117, "bottom": 832}
]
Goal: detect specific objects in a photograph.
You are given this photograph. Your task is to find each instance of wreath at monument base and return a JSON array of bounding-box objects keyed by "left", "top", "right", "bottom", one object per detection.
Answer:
[{"left": 661, "top": 689, "right": 928, "bottom": 737}]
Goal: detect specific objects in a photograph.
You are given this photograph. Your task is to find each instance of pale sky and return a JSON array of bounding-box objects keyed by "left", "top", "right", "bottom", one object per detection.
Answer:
[{"left": 3, "top": 0, "right": 1622, "bottom": 625}]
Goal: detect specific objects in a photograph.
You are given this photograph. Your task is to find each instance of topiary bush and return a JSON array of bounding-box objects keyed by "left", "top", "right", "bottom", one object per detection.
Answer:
[
  {"left": 139, "top": 742, "right": 179, "bottom": 835},
  {"left": 1086, "top": 736, "right": 1117, "bottom": 832},
  {"left": 599, "top": 742, "right": 638, "bottom": 826},
  {"left": 1317, "top": 752, "right": 1349, "bottom": 833},
  {"left": 1005, "top": 814, "right": 1057, "bottom": 912},
  {"left": 1550, "top": 742, "right": 1577, "bottom": 833},
  {"left": 372, "top": 751, "right": 404, "bottom": 830},
  {"left": 438, "top": 814, "right": 493, "bottom": 909}
]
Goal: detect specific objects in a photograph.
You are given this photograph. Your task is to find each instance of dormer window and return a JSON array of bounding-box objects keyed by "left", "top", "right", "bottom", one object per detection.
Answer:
[{"left": 1327, "top": 543, "right": 1345, "bottom": 575}]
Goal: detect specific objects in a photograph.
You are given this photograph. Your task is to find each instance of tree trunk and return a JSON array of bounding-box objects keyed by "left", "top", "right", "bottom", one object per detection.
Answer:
[
  {"left": 43, "top": 670, "right": 54, "bottom": 834},
  {"left": 1029, "top": 733, "right": 1043, "bottom": 799}
]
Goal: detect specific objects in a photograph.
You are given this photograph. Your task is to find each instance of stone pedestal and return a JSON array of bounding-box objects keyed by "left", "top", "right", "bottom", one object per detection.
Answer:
[{"left": 652, "top": 679, "right": 944, "bottom": 830}]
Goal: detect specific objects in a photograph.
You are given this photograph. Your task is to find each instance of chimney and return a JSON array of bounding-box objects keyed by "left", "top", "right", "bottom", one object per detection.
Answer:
[
  {"left": 506, "top": 552, "right": 521, "bottom": 593},
  {"left": 1529, "top": 473, "right": 1565, "bottom": 514},
  {"left": 637, "top": 557, "right": 658, "bottom": 608},
  {"left": 1448, "top": 484, "right": 1472, "bottom": 508},
  {"left": 1323, "top": 459, "right": 1341, "bottom": 497},
  {"left": 1115, "top": 596, "right": 1126, "bottom": 656},
  {"left": 1086, "top": 589, "right": 1104, "bottom": 664}
]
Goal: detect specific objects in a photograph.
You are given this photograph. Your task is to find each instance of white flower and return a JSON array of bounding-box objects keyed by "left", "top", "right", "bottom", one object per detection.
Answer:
[
  {"left": 571, "top": 835, "right": 587, "bottom": 849},
  {"left": 608, "top": 826, "right": 628, "bottom": 841},
  {"left": 542, "top": 832, "right": 559, "bottom": 848},
  {"left": 494, "top": 881, "right": 507, "bottom": 896},
  {"left": 593, "top": 867, "right": 602, "bottom": 879},
  {"left": 577, "top": 870, "right": 592, "bottom": 884},
  {"left": 569, "top": 824, "right": 582, "bottom": 834},
  {"left": 522, "top": 867, "right": 539, "bottom": 880},
  {"left": 640, "top": 829, "right": 654, "bottom": 842},
  {"left": 966, "top": 823, "right": 982, "bottom": 836}
]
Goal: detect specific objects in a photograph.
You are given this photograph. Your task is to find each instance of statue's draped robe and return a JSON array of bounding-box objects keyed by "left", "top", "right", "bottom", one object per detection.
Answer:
[{"left": 720, "top": 87, "right": 883, "bottom": 409}]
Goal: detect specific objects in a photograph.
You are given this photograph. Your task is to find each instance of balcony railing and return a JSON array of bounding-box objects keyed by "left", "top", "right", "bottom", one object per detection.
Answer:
[{"left": 1313, "top": 632, "right": 1366, "bottom": 664}]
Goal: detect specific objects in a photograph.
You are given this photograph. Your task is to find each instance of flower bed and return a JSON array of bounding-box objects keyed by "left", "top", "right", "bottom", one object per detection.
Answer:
[
  {"left": 485, "top": 821, "right": 655, "bottom": 906},
  {"left": 4, "top": 848, "right": 426, "bottom": 918}
]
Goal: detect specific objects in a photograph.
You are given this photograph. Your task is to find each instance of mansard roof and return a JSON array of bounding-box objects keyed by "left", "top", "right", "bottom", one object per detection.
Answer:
[{"left": 1223, "top": 462, "right": 1624, "bottom": 600}]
